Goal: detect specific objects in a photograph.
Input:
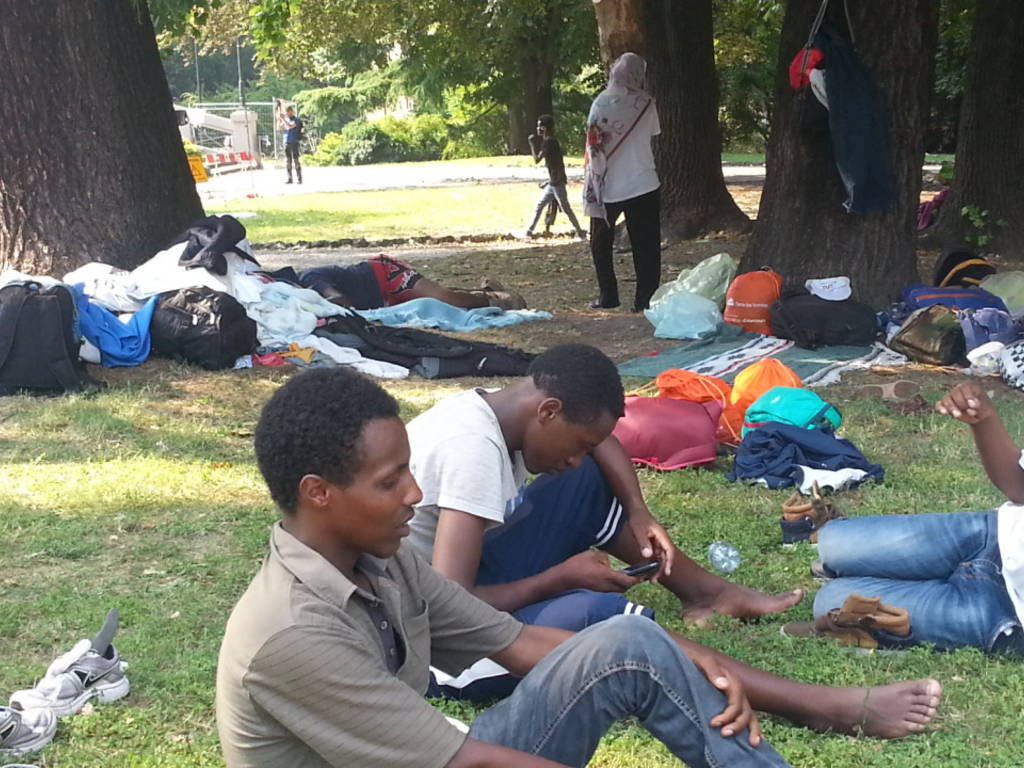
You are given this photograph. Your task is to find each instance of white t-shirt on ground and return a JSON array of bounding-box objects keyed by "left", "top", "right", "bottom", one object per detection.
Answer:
[
  {"left": 406, "top": 389, "right": 528, "bottom": 562},
  {"left": 997, "top": 451, "right": 1024, "bottom": 625},
  {"left": 602, "top": 103, "right": 661, "bottom": 204}
]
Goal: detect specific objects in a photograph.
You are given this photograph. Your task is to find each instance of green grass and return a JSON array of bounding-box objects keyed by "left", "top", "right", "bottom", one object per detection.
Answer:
[
  {"left": 208, "top": 182, "right": 585, "bottom": 243},
  {"left": 3, "top": 363, "right": 1023, "bottom": 766}
]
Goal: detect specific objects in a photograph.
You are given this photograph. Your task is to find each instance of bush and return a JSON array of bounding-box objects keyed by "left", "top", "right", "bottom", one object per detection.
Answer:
[
  {"left": 306, "top": 114, "right": 450, "bottom": 165},
  {"left": 376, "top": 114, "right": 448, "bottom": 162}
]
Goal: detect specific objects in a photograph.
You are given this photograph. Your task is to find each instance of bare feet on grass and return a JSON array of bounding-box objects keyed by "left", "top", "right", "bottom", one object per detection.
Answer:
[
  {"left": 810, "top": 679, "right": 943, "bottom": 739},
  {"left": 682, "top": 584, "right": 805, "bottom": 626}
]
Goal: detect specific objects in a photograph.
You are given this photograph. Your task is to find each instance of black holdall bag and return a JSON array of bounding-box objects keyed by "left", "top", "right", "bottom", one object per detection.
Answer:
[
  {"left": 770, "top": 290, "right": 878, "bottom": 349},
  {"left": 0, "top": 282, "right": 101, "bottom": 396},
  {"left": 150, "top": 287, "right": 258, "bottom": 370}
]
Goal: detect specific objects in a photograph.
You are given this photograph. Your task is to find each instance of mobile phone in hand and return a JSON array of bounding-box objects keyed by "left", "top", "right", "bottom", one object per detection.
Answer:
[{"left": 619, "top": 561, "right": 660, "bottom": 577}]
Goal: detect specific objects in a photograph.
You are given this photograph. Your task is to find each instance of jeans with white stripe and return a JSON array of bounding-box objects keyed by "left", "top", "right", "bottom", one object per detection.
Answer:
[{"left": 470, "top": 616, "right": 790, "bottom": 767}]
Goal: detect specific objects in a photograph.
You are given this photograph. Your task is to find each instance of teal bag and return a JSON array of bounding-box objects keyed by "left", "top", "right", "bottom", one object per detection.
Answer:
[{"left": 742, "top": 386, "right": 842, "bottom": 437}]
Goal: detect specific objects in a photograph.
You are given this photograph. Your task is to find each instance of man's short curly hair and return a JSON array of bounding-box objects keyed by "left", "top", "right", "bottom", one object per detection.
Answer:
[
  {"left": 528, "top": 344, "right": 625, "bottom": 424},
  {"left": 254, "top": 367, "right": 400, "bottom": 512}
]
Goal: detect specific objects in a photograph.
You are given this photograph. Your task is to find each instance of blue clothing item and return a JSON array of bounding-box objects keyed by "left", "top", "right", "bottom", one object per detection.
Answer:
[
  {"left": 468, "top": 616, "right": 791, "bottom": 768},
  {"left": 815, "top": 512, "right": 1024, "bottom": 654},
  {"left": 282, "top": 115, "right": 303, "bottom": 145},
  {"left": 70, "top": 284, "right": 157, "bottom": 367},
  {"left": 434, "top": 457, "right": 654, "bottom": 703},
  {"left": 727, "top": 421, "right": 883, "bottom": 489},
  {"left": 357, "top": 297, "right": 552, "bottom": 331}
]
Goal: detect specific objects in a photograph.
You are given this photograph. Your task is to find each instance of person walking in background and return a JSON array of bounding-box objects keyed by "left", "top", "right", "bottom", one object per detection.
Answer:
[
  {"left": 525, "top": 115, "right": 587, "bottom": 240},
  {"left": 278, "top": 102, "right": 303, "bottom": 185},
  {"left": 583, "top": 52, "right": 662, "bottom": 312}
]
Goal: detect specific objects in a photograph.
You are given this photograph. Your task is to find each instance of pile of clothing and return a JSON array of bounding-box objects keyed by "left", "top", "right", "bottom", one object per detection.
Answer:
[{"left": 0, "top": 216, "right": 537, "bottom": 382}]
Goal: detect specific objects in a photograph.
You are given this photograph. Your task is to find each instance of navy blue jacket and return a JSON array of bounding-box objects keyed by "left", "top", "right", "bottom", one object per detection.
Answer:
[{"left": 726, "top": 421, "right": 884, "bottom": 489}]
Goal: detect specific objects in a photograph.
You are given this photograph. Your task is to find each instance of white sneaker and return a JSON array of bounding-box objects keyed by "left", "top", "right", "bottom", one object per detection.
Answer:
[
  {"left": 0, "top": 705, "right": 56, "bottom": 757},
  {"left": 9, "top": 639, "right": 129, "bottom": 717}
]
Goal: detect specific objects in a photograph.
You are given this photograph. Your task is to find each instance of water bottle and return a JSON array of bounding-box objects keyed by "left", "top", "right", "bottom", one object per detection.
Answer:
[{"left": 707, "top": 541, "right": 742, "bottom": 574}]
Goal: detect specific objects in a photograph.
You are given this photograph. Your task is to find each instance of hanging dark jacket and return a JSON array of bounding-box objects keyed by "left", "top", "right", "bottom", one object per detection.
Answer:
[{"left": 817, "top": 29, "right": 895, "bottom": 215}]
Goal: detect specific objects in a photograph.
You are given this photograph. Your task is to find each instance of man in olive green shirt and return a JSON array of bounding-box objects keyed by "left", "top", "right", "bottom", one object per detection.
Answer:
[{"left": 215, "top": 367, "right": 939, "bottom": 768}]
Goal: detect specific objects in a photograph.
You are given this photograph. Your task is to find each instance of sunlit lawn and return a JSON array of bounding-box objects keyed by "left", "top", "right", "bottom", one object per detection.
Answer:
[{"left": 2, "top": 353, "right": 1023, "bottom": 766}]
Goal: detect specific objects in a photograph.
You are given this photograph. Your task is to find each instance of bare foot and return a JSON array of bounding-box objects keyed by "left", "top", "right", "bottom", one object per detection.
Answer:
[
  {"left": 810, "top": 680, "right": 942, "bottom": 738},
  {"left": 682, "top": 584, "right": 805, "bottom": 625}
]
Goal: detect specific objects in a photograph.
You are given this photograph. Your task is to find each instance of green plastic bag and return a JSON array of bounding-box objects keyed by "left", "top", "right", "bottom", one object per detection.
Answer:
[
  {"left": 981, "top": 272, "right": 1024, "bottom": 312},
  {"left": 742, "top": 386, "right": 842, "bottom": 437}
]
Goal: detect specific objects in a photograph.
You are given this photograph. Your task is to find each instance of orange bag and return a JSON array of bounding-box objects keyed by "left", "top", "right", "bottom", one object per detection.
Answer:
[
  {"left": 723, "top": 268, "right": 782, "bottom": 334},
  {"left": 654, "top": 369, "right": 740, "bottom": 443},
  {"left": 726, "top": 358, "right": 803, "bottom": 439}
]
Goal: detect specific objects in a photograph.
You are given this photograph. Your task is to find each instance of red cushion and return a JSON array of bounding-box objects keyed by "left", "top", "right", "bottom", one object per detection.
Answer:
[{"left": 613, "top": 396, "right": 722, "bottom": 471}]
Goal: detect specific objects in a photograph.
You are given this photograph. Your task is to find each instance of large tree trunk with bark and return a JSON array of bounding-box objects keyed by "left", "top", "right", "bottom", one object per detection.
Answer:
[
  {"left": 742, "top": 0, "right": 939, "bottom": 307},
  {"left": 591, "top": 0, "right": 748, "bottom": 240},
  {"left": 0, "top": 0, "right": 204, "bottom": 276},
  {"left": 930, "top": 0, "right": 1024, "bottom": 256},
  {"left": 507, "top": 53, "right": 556, "bottom": 154}
]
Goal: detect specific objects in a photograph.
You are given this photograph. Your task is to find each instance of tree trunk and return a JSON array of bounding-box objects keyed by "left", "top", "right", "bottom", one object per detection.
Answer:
[
  {"left": 742, "top": 0, "right": 939, "bottom": 307},
  {"left": 930, "top": 0, "right": 1024, "bottom": 256},
  {"left": 0, "top": 0, "right": 204, "bottom": 276},
  {"left": 508, "top": 52, "right": 556, "bottom": 154},
  {"left": 644, "top": 0, "right": 749, "bottom": 238},
  {"left": 591, "top": 0, "right": 749, "bottom": 240}
]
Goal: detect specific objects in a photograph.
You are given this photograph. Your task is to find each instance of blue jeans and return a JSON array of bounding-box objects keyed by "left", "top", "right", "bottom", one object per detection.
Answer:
[
  {"left": 469, "top": 616, "right": 790, "bottom": 768},
  {"left": 527, "top": 184, "right": 584, "bottom": 234},
  {"left": 815, "top": 511, "right": 1024, "bottom": 652}
]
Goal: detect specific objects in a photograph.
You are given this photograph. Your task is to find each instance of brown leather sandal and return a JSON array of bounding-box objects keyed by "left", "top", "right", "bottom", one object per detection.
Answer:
[
  {"left": 782, "top": 593, "right": 910, "bottom": 650},
  {"left": 780, "top": 481, "right": 844, "bottom": 544}
]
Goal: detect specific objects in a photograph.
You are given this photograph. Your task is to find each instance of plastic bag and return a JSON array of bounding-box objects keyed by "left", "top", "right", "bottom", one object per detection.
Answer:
[
  {"left": 644, "top": 290, "right": 722, "bottom": 340},
  {"left": 649, "top": 253, "right": 738, "bottom": 309},
  {"left": 981, "top": 272, "right": 1024, "bottom": 312}
]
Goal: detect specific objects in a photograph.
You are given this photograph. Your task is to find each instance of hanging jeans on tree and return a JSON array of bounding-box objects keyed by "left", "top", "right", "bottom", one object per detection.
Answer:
[
  {"left": 590, "top": 187, "right": 661, "bottom": 311},
  {"left": 469, "top": 616, "right": 791, "bottom": 768}
]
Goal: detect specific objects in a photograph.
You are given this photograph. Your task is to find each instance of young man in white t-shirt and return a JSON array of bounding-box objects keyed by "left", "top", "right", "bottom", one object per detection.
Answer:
[
  {"left": 407, "top": 344, "right": 806, "bottom": 699},
  {"left": 790, "top": 382, "right": 1024, "bottom": 654}
]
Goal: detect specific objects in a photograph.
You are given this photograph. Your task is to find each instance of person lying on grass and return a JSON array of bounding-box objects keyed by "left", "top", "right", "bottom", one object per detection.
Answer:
[
  {"left": 215, "top": 367, "right": 941, "bottom": 768},
  {"left": 789, "top": 381, "right": 1024, "bottom": 654},
  {"left": 298, "top": 254, "right": 525, "bottom": 311}
]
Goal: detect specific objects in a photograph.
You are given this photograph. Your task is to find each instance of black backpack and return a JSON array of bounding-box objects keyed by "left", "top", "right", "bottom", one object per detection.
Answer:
[
  {"left": 150, "top": 287, "right": 258, "bottom": 370},
  {"left": 0, "top": 282, "right": 101, "bottom": 395},
  {"left": 770, "top": 291, "right": 878, "bottom": 349}
]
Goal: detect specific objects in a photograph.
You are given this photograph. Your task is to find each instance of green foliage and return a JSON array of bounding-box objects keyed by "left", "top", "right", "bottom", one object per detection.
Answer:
[
  {"left": 928, "top": 0, "right": 975, "bottom": 153},
  {"left": 713, "top": 0, "right": 783, "bottom": 151},
  {"left": 294, "top": 69, "right": 394, "bottom": 134},
  {"left": 961, "top": 205, "right": 1007, "bottom": 250},
  {"left": 182, "top": 139, "right": 203, "bottom": 157},
  {"left": 440, "top": 85, "right": 508, "bottom": 159},
  {"left": 307, "top": 114, "right": 448, "bottom": 165}
]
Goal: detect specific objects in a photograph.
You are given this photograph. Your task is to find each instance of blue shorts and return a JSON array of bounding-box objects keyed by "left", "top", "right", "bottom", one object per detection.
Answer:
[{"left": 431, "top": 457, "right": 655, "bottom": 702}]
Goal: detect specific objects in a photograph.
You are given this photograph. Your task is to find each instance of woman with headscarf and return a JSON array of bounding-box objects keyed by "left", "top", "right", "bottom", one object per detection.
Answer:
[{"left": 583, "top": 52, "right": 662, "bottom": 312}]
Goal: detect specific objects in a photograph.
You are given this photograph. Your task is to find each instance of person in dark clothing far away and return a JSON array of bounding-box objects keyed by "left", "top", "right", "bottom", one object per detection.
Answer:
[
  {"left": 278, "top": 103, "right": 303, "bottom": 185},
  {"left": 525, "top": 115, "right": 587, "bottom": 240}
]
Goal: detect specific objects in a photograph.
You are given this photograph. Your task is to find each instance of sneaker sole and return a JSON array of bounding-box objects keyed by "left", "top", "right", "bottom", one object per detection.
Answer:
[{"left": 12, "top": 675, "right": 130, "bottom": 717}]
